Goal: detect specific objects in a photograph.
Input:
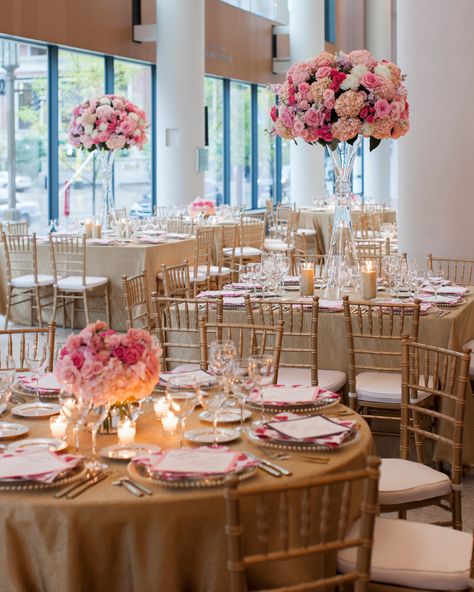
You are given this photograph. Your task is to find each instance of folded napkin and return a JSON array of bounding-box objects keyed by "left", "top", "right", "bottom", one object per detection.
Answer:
[
  {"left": 253, "top": 385, "right": 338, "bottom": 406},
  {"left": 223, "top": 283, "right": 262, "bottom": 291},
  {"left": 198, "top": 290, "right": 243, "bottom": 299},
  {"left": 421, "top": 285, "right": 468, "bottom": 296},
  {"left": 418, "top": 294, "right": 461, "bottom": 305},
  {"left": 319, "top": 298, "right": 344, "bottom": 312},
  {"left": 283, "top": 276, "right": 300, "bottom": 286},
  {"left": 254, "top": 413, "right": 356, "bottom": 448},
  {"left": 19, "top": 372, "right": 61, "bottom": 393},
  {"left": 134, "top": 447, "right": 257, "bottom": 479},
  {"left": 159, "top": 369, "right": 215, "bottom": 385},
  {"left": 87, "top": 238, "right": 116, "bottom": 245},
  {"left": 372, "top": 298, "right": 435, "bottom": 314},
  {"left": 136, "top": 236, "right": 169, "bottom": 244},
  {"left": 0, "top": 449, "right": 83, "bottom": 483}
]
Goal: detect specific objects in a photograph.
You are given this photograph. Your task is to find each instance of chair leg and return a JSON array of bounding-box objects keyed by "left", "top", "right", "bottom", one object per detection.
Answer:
[
  {"left": 34, "top": 286, "right": 44, "bottom": 327},
  {"left": 104, "top": 284, "right": 111, "bottom": 327},
  {"left": 4, "top": 286, "right": 12, "bottom": 329},
  {"left": 51, "top": 287, "right": 58, "bottom": 323},
  {"left": 83, "top": 290, "right": 90, "bottom": 325},
  {"left": 453, "top": 490, "right": 462, "bottom": 530},
  {"left": 398, "top": 509, "right": 407, "bottom": 520}
]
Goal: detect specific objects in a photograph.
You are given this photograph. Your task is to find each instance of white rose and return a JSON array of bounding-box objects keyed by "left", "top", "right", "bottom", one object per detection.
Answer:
[
  {"left": 133, "top": 129, "right": 141, "bottom": 136},
  {"left": 100, "top": 97, "right": 111, "bottom": 105},
  {"left": 351, "top": 64, "right": 368, "bottom": 79},
  {"left": 129, "top": 112, "right": 139, "bottom": 121},
  {"left": 99, "top": 122, "right": 108, "bottom": 132},
  {"left": 340, "top": 74, "right": 360, "bottom": 91},
  {"left": 374, "top": 64, "right": 391, "bottom": 79},
  {"left": 91, "top": 130, "right": 98, "bottom": 138},
  {"left": 84, "top": 124, "right": 93, "bottom": 135}
]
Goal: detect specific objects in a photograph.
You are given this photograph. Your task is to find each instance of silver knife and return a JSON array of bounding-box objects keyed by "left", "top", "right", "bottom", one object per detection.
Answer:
[
  {"left": 259, "top": 458, "right": 292, "bottom": 477},
  {"left": 257, "top": 462, "right": 282, "bottom": 477},
  {"left": 121, "top": 479, "right": 144, "bottom": 497},
  {"left": 66, "top": 472, "right": 109, "bottom": 499},
  {"left": 125, "top": 477, "right": 153, "bottom": 496},
  {"left": 55, "top": 472, "right": 98, "bottom": 499}
]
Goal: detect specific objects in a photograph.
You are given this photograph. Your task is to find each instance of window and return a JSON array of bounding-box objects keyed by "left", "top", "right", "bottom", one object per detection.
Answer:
[
  {"left": 58, "top": 49, "right": 104, "bottom": 224},
  {"left": 0, "top": 40, "right": 48, "bottom": 233},
  {"left": 114, "top": 59, "right": 153, "bottom": 217},
  {"left": 325, "top": 0, "right": 336, "bottom": 44},
  {"left": 221, "top": 0, "right": 275, "bottom": 19},
  {"left": 204, "top": 77, "right": 224, "bottom": 205},
  {"left": 257, "top": 86, "right": 276, "bottom": 207},
  {"left": 281, "top": 137, "right": 291, "bottom": 204},
  {"left": 230, "top": 81, "right": 252, "bottom": 208}
]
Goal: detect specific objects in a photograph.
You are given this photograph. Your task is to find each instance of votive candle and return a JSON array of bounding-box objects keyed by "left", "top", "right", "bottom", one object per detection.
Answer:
[
  {"left": 161, "top": 411, "right": 179, "bottom": 434},
  {"left": 154, "top": 397, "right": 169, "bottom": 419},
  {"left": 300, "top": 263, "right": 315, "bottom": 296},
  {"left": 92, "top": 223, "right": 102, "bottom": 239},
  {"left": 84, "top": 219, "right": 93, "bottom": 239},
  {"left": 362, "top": 261, "right": 377, "bottom": 299},
  {"left": 50, "top": 415, "right": 68, "bottom": 439},
  {"left": 117, "top": 419, "right": 136, "bottom": 446}
]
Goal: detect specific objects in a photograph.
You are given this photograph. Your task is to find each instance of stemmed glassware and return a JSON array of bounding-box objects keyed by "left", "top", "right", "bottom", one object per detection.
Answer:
[
  {"left": 230, "top": 359, "right": 256, "bottom": 432},
  {"left": 275, "top": 254, "right": 290, "bottom": 295},
  {"left": 248, "top": 354, "right": 275, "bottom": 425},
  {"left": 427, "top": 268, "right": 446, "bottom": 305},
  {"left": 83, "top": 401, "right": 111, "bottom": 471},
  {"left": 0, "top": 356, "right": 16, "bottom": 437},
  {"left": 166, "top": 375, "right": 198, "bottom": 448},
  {"left": 58, "top": 391, "right": 88, "bottom": 452},
  {"left": 25, "top": 342, "right": 47, "bottom": 407},
  {"left": 199, "top": 388, "right": 230, "bottom": 446},
  {"left": 206, "top": 340, "right": 236, "bottom": 445}
]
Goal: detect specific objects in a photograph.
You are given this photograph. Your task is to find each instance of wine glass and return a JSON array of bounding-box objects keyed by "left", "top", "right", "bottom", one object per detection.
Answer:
[
  {"left": 248, "top": 354, "right": 275, "bottom": 425},
  {"left": 209, "top": 340, "right": 236, "bottom": 396},
  {"left": 25, "top": 342, "right": 47, "bottom": 407},
  {"left": 427, "top": 268, "right": 446, "bottom": 305},
  {"left": 166, "top": 375, "right": 198, "bottom": 448},
  {"left": 230, "top": 359, "right": 255, "bottom": 432},
  {"left": 199, "top": 388, "right": 229, "bottom": 446},
  {"left": 58, "top": 391, "right": 88, "bottom": 452},
  {"left": 83, "top": 401, "right": 111, "bottom": 471}
]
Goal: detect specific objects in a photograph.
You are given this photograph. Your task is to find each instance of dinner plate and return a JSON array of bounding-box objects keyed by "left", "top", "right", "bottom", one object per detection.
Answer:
[
  {"left": 246, "top": 424, "right": 360, "bottom": 452},
  {"left": 12, "top": 383, "right": 59, "bottom": 401},
  {"left": 7, "top": 438, "right": 67, "bottom": 453},
  {"left": 199, "top": 409, "right": 252, "bottom": 423},
  {"left": 0, "top": 422, "right": 29, "bottom": 440},
  {"left": 0, "top": 462, "right": 87, "bottom": 492},
  {"left": 245, "top": 395, "right": 339, "bottom": 414},
  {"left": 11, "top": 402, "right": 61, "bottom": 419},
  {"left": 184, "top": 427, "right": 240, "bottom": 444},
  {"left": 100, "top": 443, "right": 161, "bottom": 461}
]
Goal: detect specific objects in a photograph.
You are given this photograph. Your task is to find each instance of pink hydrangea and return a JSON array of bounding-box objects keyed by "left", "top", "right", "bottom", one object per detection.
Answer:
[
  {"left": 334, "top": 90, "right": 365, "bottom": 118},
  {"left": 331, "top": 117, "right": 361, "bottom": 141}
]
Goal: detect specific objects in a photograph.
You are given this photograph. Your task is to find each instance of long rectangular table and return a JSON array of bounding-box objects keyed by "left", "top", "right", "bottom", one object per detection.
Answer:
[{"left": 0, "top": 238, "right": 196, "bottom": 331}]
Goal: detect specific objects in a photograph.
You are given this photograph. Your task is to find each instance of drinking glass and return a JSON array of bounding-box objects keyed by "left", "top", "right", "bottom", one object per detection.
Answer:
[
  {"left": 248, "top": 354, "right": 274, "bottom": 425},
  {"left": 25, "top": 342, "right": 47, "bottom": 406},
  {"left": 199, "top": 388, "right": 229, "bottom": 446},
  {"left": 230, "top": 359, "right": 256, "bottom": 432},
  {"left": 167, "top": 375, "right": 198, "bottom": 447},
  {"left": 83, "top": 401, "right": 111, "bottom": 471},
  {"left": 209, "top": 340, "right": 236, "bottom": 395},
  {"left": 0, "top": 375, "right": 11, "bottom": 438},
  {"left": 58, "top": 390, "right": 88, "bottom": 452},
  {"left": 427, "top": 268, "right": 446, "bottom": 305}
]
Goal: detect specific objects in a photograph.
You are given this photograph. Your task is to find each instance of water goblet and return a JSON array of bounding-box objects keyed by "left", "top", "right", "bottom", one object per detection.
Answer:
[
  {"left": 248, "top": 354, "right": 275, "bottom": 425},
  {"left": 230, "top": 359, "right": 256, "bottom": 432},
  {"left": 166, "top": 375, "right": 198, "bottom": 448},
  {"left": 58, "top": 390, "right": 88, "bottom": 452},
  {"left": 209, "top": 340, "right": 236, "bottom": 395},
  {"left": 427, "top": 268, "right": 446, "bottom": 306},
  {"left": 83, "top": 400, "right": 111, "bottom": 471},
  {"left": 25, "top": 342, "right": 47, "bottom": 407}
]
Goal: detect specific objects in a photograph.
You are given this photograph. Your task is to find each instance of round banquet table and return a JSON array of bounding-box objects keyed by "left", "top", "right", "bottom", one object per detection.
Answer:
[{"left": 0, "top": 400, "right": 372, "bottom": 592}]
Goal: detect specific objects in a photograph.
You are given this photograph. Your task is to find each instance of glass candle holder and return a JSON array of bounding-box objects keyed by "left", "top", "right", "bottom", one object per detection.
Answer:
[
  {"left": 161, "top": 411, "right": 179, "bottom": 435},
  {"left": 117, "top": 418, "right": 136, "bottom": 446},
  {"left": 50, "top": 415, "right": 68, "bottom": 439},
  {"left": 153, "top": 396, "right": 169, "bottom": 419}
]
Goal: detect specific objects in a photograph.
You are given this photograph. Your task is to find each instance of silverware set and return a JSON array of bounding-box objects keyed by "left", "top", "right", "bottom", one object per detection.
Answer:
[
  {"left": 112, "top": 476, "right": 153, "bottom": 497},
  {"left": 55, "top": 470, "right": 110, "bottom": 499}
]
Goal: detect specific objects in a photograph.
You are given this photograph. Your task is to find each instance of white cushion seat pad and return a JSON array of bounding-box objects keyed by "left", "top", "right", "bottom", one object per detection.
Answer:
[
  {"left": 197, "top": 265, "right": 231, "bottom": 276},
  {"left": 223, "top": 246, "right": 261, "bottom": 257},
  {"left": 337, "top": 516, "right": 472, "bottom": 591},
  {"left": 296, "top": 228, "right": 317, "bottom": 236},
  {"left": 277, "top": 367, "right": 346, "bottom": 391},
  {"left": 11, "top": 274, "right": 55, "bottom": 288},
  {"left": 379, "top": 458, "right": 451, "bottom": 505},
  {"left": 356, "top": 372, "right": 432, "bottom": 404},
  {"left": 464, "top": 339, "right": 474, "bottom": 376},
  {"left": 57, "top": 276, "right": 109, "bottom": 290}
]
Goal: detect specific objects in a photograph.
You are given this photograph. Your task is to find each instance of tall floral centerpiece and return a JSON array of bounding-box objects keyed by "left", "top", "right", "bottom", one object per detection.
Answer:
[
  {"left": 270, "top": 50, "right": 409, "bottom": 294},
  {"left": 68, "top": 95, "right": 148, "bottom": 231},
  {"left": 188, "top": 197, "right": 216, "bottom": 220}
]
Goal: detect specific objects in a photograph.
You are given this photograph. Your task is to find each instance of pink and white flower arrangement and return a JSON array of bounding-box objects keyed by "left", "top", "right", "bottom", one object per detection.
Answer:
[
  {"left": 68, "top": 95, "right": 148, "bottom": 152},
  {"left": 188, "top": 197, "right": 216, "bottom": 218},
  {"left": 270, "top": 49, "right": 409, "bottom": 150},
  {"left": 55, "top": 321, "right": 161, "bottom": 406}
]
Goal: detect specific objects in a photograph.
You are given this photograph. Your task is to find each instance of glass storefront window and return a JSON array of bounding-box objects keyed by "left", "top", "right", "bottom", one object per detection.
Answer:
[
  {"left": 230, "top": 81, "right": 252, "bottom": 209},
  {"left": 204, "top": 77, "right": 224, "bottom": 205},
  {"left": 257, "top": 86, "right": 276, "bottom": 207}
]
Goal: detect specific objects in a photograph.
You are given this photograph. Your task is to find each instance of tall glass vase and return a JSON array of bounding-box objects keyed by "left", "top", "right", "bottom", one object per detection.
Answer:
[
  {"left": 98, "top": 150, "right": 116, "bottom": 232},
  {"left": 324, "top": 137, "right": 361, "bottom": 298}
]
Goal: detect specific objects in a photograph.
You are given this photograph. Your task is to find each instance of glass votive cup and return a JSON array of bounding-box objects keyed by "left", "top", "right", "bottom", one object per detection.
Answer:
[
  {"left": 117, "top": 418, "right": 136, "bottom": 446},
  {"left": 161, "top": 411, "right": 179, "bottom": 435},
  {"left": 153, "top": 396, "right": 169, "bottom": 419},
  {"left": 50, "top": 415, "right": 68, "bottom": 440}
]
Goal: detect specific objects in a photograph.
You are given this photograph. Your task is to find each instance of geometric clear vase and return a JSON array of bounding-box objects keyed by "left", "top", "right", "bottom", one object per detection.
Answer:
[
  {"left": 98, "top": 150, "right": 116, "bottom": 232},
  {"left": 324, "top": 137, "right": 361, "bottom": 298}
]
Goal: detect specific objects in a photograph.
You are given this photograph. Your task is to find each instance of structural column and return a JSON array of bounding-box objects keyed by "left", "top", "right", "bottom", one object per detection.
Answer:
[
  {"left": 288, "top": 0, "right": 325, "bottom": 206},
  {"left": 397, "top": 0, "right": 474, "bottom": 261},
  {"left": 155, "top": 0, "right": 205, "bottom": 206},
  {"left": 363, "top": 0, "right": 393, "bottom": 206}
]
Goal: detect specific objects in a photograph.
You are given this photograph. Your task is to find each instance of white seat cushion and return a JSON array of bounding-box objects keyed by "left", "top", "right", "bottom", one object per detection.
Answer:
[
  {"left": 11, "top": 274, "right": 55, "bottom": 288},
  {"left": 464, "top": 339, "right": 474, "bottom": 377},
  {"left": 356, "top": 371, "right": 432, "bottom": 404},
  {"left": 263, "top": 239, "right": 294, "bottom": 252},
  {"left": 172, "top": 363, "right": 200, "bottom": 373},
  {"left": 296, "top": 228, "right": 317, "bottom": 236},
  {"left": 379, "top": 458, "right": 451, "bottom": 505},
  {"left": 189, "top": 270, "right": 207, "bottom": 282},
  {"left": 337, "top": 517, "right": 472, "bottom": 590},
  {"left": 223, "top": 246, "right": 262, "bottom": 257},
  {"left": 197, "top": 265, "right": 231, "bottom": 276},
  {"left": 57, "top": 276, "right": 109, "bottom": 290},
  {"left": 276, "top": 367, "right": 346, "bottom": 392}
]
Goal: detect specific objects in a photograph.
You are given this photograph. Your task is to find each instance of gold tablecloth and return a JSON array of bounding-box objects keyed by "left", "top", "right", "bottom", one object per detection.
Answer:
[
  {"left": 0, "top": 402, "right": 371, "bottom": 592},
  {"left": 0, "top": 238, "right": 196, "bottom": 331},
  {"left": 298, "top": 208, "right": 397, "bottom": 254}
]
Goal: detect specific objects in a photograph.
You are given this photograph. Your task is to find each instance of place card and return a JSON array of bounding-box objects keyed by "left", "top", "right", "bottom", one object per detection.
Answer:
[
  {"left": 0, "top": 449, "right": 74, "bottom": 480},
  {"left": 149, "top": 449, "right": 239, "bottom": 474},
  {"left": 267, "top": 415, "right": 351, "bottom": 440},
  {"left": 159, "top": 369, "right": 214, "bottom": 384}
]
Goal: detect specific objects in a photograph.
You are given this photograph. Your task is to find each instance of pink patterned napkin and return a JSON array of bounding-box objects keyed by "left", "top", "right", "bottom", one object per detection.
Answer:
[
  {"left": 0, "top": 449, "right": 83, "bottom": 483},
  {"left": 251, "top": 385, "right": 339, "bottom": 406},
  {"left": 283, "top": 276, "right": 300, "bottom": 286},
  {"left": 133, "top": 447, "right": 258, "bottom": 480},
  {"left": 198, "top": 290, "right": 244, "bottom": 299},
  {"left": 223, "top": 283, "right": 261, "bottom": 291},
  {"left": 254, "top": 412, "right": 356, "bottom": 448},
  {"left": 298, "top": 297, "right": 343, "bottom": 312},
  {"left": 87, "top": 238, "right": 116, "bottom": 245},
  {"left": 19, "top": 372, "right": 61, "bottom": 393},
  {"left": 373, "top": 298, "right": 435, "bottom": 314},
  {"left": 421, "top": 285, "right": 468, "bottom": 296}
]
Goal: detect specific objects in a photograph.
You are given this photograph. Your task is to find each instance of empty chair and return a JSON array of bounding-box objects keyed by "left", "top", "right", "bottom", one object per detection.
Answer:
[
  {"left": 121, "top": 269, "right": 152, "bottom": 330},
  {"left": 225, "top": 456, "right": 380, "bottom": 592},
  {"left": 427, "top": 253, "right": 474, "bottom": 285},
  {"left": 193, "top": 227, "right": 215, "bottom": 291},
  {"left": 379, "top": 338, "right": 471, "bottom": 530},
  {"left": 0, "top": 322, "right": 56, "bottom": 371},
  {"left": 160, "top": 260, "right": 193, "bottom": 299},
  {"left": 264, "top": 206, "right": 299, "bottom": 254},
  {"left": 49, "top": 234, "right": 111, "bottom": 328},
  {"left": 217, "top": 224, "right": 238, "bottom": 284},
  {"left": 2, "top": 232, "right": 55, "bottom": 328},
  {"left": 225, "top": 217, "right": 265, "bottom": 266},
  {"left": 6, "top": 221, "right": 29, "bottom": 235}
]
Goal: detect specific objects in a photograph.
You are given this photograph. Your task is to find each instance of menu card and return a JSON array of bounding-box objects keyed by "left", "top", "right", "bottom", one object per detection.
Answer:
[
  {"left": 267, "top": 415, "right": 351, "bottom": 440},
  {"left": 149, "top": 449, "right": 239, "bottom": 474}
]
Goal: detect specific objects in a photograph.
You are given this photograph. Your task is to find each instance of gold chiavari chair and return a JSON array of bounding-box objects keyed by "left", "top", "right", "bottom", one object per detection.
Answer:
[
  {"left": 121, "top": 269, "right": 152, "bottom": 330},
  {"left": 245, "top": 295, "right": 346, "bottom": 391},
  {"left": 0, "top": 322, "right": 56, "bottom": 372},
  {"left": 2, "top": 232, "right": 55, "bottom": 328},
  {"left": 6, "top": 221, "right": 29, "bottom": 235},
  {"left": 265, "top": 198, "right": 275, "bottom": 231},
  {"left": 378, "top": 338, "right": 471, "bottom": 530},
  {"left": 226, "top": 217, "right": 265, "bottom": 267},
  {"left": 264, "top": 207, "right": 299, "bottom": 254},
  {"left": 49, "top": 234, "right": 111, "bottom": 328},
  {"left": 293, "top": 231, "right": 317, "bottom": 257},
  {"left": 427, "top": 253, "right": 474, "bottom": 285},
  {"left": 342, "top": 296, "right": 422, "bottom": 428},
  {"left": 160, "top": 260, "right": 193, "bottom": 299},
  {"left": 198, "top": 319, "right": 284, "bottom": 379},
  {"left": 355, "top": 239, "right": 390, "bottom": 258},
  {"left": 192, "top": 227, "right": 215, "bottom": 291},
  {"left": 165, "top": 217, "right": 194, "bottom": 235},
  {"left": 225, "top": 456, "right": 381, "bottom": 592},
  {"left": 219, "top": 224, "right": 238, "bottom": 283},
  {"left": 151, "top": 293, "right": 223, "bottom": 372}
]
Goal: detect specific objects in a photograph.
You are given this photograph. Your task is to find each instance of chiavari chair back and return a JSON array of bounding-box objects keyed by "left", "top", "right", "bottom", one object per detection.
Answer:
[
  {"left": 291, "top": 254, "right": 327, "bottom": 279},
  {"left": 379, "top": 338, "right": 472, "bottom": 530},
  {"left": 49, "top": 234, "right": 110, "bottom": 327},
  {"left": 166, "top": 218, "right": 194, "bottom": 235},
  {"left": 265, "top": 198, "right": 275, "bottom": 230},
  {"left": 121, "top": 269, "right": 152, "bottom": 330},
  {"left": 6, "top": 221, "right": 29, "bottom": 235},
  {"left": 0, "top": 322, "right": 56, "bottom": 372},
  {"left": 151, "top": 293, "right": 223, "bottom": 372},
  {"left": 199, "top": 319, "right": 284, "bottom": 378},
  {"left": 220, "top": 224, "right": 239, "bottom": 276},
  {"left": 160, "top": 260, "right": 192, "bottom": 299},
  {"left": 342, "top": 296, "right": 421, "bottom": 421},
  {"left": 224, "top": 456, "right": 380, "bottom": 592},
  {"left": 2, "top": 232, "right": 54, "bottom": 328},
  {"left": 293, "top": 232, "right": 317, "bottom": 256},
  {"left": 193, "top": 227, "right": 215, "bottom": 288},
  {"left": 240, "top": 216, "right": 266, "bottom": 249},
  {"left": 113, "top": 207, "right": 127, "bottom": 221},
  {"left": 427, "top": 253, "right": 474, "bottom": 285},
  {"left": 355, "top": 239, "right": 389, "bottom": 258}
]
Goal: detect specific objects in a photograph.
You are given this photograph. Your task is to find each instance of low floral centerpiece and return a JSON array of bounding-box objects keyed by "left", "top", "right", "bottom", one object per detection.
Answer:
[
  {"left": 188, "top": 197, "right": 216, "bottom": 219},
  {"left": 56, "top": 321, "right": 161, "bottom": 408},
  {"left": 270, "top": 49, "right": 409, "bottom": 295},
  {"left": 68, "top": 95, "right": 148, "bottom": 229}
]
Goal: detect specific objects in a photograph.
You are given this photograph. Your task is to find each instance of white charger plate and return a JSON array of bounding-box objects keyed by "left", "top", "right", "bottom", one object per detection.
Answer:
[
  {"left": 199, "top": 409, "right": 252, "bottom": 424},
  {"left": 12, "top": 402, "right": 61, "bottom": 419},
  {"left": 184, "top": 427, "right": 240, "bottom": 444},
  {"left": 100, "top": 443, "right": 161, "bottom": 461},
  {"left": 0, "top": 422, "right": 29, "bottom": 440},
  {"left": 7, "top": 437, "right": 67, "bottom": 453}
]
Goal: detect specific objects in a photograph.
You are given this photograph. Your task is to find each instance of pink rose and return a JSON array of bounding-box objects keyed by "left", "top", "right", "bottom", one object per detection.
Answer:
[
  {"left": 359, "top": 72, "right": 382, "bottom": 91},
  {"left": 122, "top": 347, "right": 142, "bottom": 365},
  {"left": 71, "top": 351, "right": 85, "bottom": 370},
  {"left": 375, "top": 99, "right": 390, "bottom": 119},
  {"left": 303, "top": 109, "right": 321, "bottom": 126},
  {"left": 293, "top": 119, "right": 305, "bottom": 135},
  {"left": 389, "top": 101, "right": 402, "bottom": 121},
  {"left": 316, "top": 67, "right": 332, "bottom": 79}
]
